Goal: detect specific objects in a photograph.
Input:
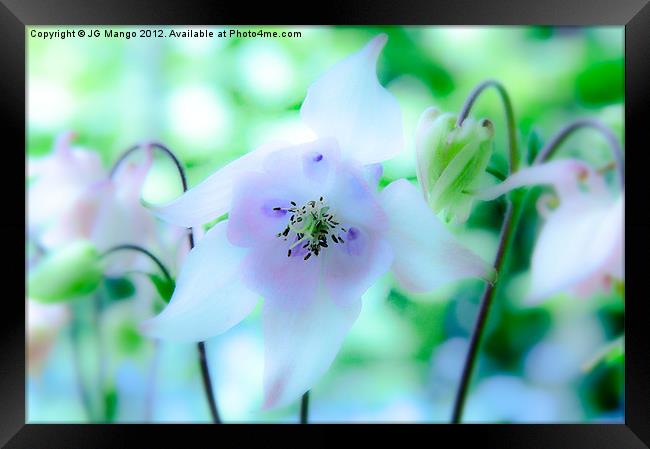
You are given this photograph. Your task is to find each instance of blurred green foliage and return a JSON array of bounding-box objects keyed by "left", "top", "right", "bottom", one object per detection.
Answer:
[{"left": 27, "top": 26, "right": 624, "bottom": 423}]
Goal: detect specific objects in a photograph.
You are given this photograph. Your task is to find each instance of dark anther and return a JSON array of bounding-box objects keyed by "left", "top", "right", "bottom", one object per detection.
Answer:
[
  {"left": 291, "top": 201, "right": 297, "bottom": 206},
  {"left": 304, "top": 253, "right": 312, "bottom": 261},
  {"left": 332, "top": 235, "right": 339, "bottom": 243},
  {"left": 287, "top": 249, "right": 292, "bottom": 257}
]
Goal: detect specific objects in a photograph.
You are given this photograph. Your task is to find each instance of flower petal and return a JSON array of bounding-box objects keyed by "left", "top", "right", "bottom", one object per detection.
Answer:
[
  {"left": 148, "top": 142, "right": 285, "bottom": 228},
  {"left": 321, "top": 228, "right": 393, "bottom": 307},
  {"left": 240, "top": 237, "right": 321, "bottom": 309},
  {"left": 300, "top": 34, "right": 404, "bottom": 165},
  {"left": 478, "top": 159, "right": 605, "bottom": 202},
  {"left": 140, "top": 221, "right": 258, "bottom": 342},
  {"left": 379, "top": 179, "right": 495, "bottom": 292},
  {"left": 527, "top": 195, "right": 623, "bottom": 302},
  {"left": 262, "top": 295, "right": 361, "bottom": 409}
]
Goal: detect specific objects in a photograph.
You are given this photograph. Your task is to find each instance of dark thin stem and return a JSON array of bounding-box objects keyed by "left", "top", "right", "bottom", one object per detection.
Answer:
[
  {"left": 101, "top": 244, "right": 172, "bottom": 283},
  {"left": 457, "top": 79, "right": 520, "bottom": 173},
  {"left": 112, "top": 142, "right": 218, "bottom": 422},
  {"left": 450, "top": 80, "right": 522, "bottom": 423},
  {"left": 534, "top": 118, "right": 625, "bottom": 188},
  {"left": 300, "top": 391, "right": 310, "bottom": 424},
  {"left": 198, "top": 341, "right": 221, "bottom": 423},
  {"left": 451, "top": 201, "right": 522, "bottom": 423},
  {"left": 69, "top": 302, "right": 94, "bottom": 421},
  {"left": 93, "top": 291, "right": 107, "bottom": 421}
]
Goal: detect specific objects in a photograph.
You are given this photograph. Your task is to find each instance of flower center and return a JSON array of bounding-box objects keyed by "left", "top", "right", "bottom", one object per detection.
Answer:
[{"left": 274, "top": 197, "right": 347, "bottom": 261}]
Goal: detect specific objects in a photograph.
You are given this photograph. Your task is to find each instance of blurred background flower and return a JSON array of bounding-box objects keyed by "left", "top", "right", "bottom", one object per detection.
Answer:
[{"left": 26, "top": 25, "right": 624, "bottom": 423}]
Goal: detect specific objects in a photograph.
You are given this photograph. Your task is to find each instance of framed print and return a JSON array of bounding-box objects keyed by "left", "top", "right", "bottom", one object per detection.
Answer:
[{"left": 4, "top": 0, "right": 650, "bottom": 447}]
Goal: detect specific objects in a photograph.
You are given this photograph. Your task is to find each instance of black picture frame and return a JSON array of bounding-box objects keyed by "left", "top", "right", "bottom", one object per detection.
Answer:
[{"left": 5, "top": 0, "right": 649, "bottom": 446}]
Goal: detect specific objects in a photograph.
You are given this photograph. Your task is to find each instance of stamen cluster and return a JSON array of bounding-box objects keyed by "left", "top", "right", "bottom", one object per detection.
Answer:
[{"left": 274, "top": 197, "right": 347, "bottom": 260}]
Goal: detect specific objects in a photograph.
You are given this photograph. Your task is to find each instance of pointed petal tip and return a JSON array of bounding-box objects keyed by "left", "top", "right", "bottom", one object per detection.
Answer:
[{"left": 367, "top": 33, "right": 388, "bottom": 58}]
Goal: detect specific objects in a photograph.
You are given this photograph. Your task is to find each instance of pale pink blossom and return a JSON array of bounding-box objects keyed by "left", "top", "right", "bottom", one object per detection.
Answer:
[{"left": 479, "top": 159, "right": 623, "bottom": 303}]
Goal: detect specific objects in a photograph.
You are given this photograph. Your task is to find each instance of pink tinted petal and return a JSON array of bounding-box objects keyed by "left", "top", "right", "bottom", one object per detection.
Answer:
[
  {"left": 300, "top": 34, "right": 404, "bottom": 165},
  {"left": 478, "top": 159, "right": 602, "bottom": 202},
  {"left": 140, "top": 222, "right": 258, "bottom": 342},
  {"left": 111, "top": 145, "right": 154, "bottom": 203},
  {"left": 527, "top": 195, "right": 623, "bottom": 303},
  {"left": 322, "top": 227, "right": 393, "bottom": 307},
  {"left": 150, "top": 142, "right": 286, "bottom": 227},
  {"left": 380, "top": 179, "right": 495, "bottom": 292},
  {"left": 262, "top": 295, "right": 361, "bottom": 409},
  {"left": 39, "top": 180, "right": 108, "bottom": 249},
  {"left": 91, "top": 181, "right": 157, "bottom": 253},
  {"left": 28, "top": 134, "right": 105, "bottom": 236},
  {"left": 240, "top": 238, "right": 321, "bottom": 309}
]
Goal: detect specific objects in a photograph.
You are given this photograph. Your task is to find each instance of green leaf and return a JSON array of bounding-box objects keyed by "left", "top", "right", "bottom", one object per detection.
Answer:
[
  {"left": 582, "top": 336, "right": 624, "bottom": 373},
  {"left": 103, "top": 276, "right": 136, "bottom": 301},
  {"left": 103, "top": 387, "right": 118, "bottom": 422},
  {"left": 526, "top": 128, "right": 544, "bottom": 165},
  {"left": 116, "top": 320, "right": 145, "bottom": 355},
  {"left": 576, "top": 58, "right": 624, "bottom": 107},
  {"left": 147, "top": 273, "right": 175, "bottom": 304},
  {"left": 28, "top": 241, "right": 103, "bottom": 303}
]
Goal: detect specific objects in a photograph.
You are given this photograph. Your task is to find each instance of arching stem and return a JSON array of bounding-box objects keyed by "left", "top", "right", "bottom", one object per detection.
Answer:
[
  {"left": 451, "top": 80, "right": 521, "bottom": 423},
  {"left": 456, "top": 79, "right": 520, "bottom": 173},
  {"left": 535, "top": 118, "right": 625, "bottom": 188},
  {"left": 110, "top": 142, "right": 219, "bottom": 423},
  {"left": 101, "top": 244, "right": 172, "bottom": 282}
]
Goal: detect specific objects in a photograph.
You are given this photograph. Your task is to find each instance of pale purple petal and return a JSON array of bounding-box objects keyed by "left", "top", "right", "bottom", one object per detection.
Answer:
[
  {"left": 227, "top": 171, "right": 296, "bottom": 248},
  {"left": 149, "top": 142, "right": 286, "bottom": 227},
  {"left": 321, "top": 227, "right": 393, "bottom": 307},
  {"left": 380, "top": 179, "right": 495, "bottom": 292},
  {"left": 262, "top": 295, "right": 361, "bottom": 409},
  {"left": 300, "top": 34, "right": 404, "bottom": 165},
  {"left": 364, "top": 163, "right": 384, "bottom": 190},
  {"left": 140, "top": 221, "right": 258, "bottom": 342},
  {"left": 240, "top": 237, "right": 321, "bottom": 309}
]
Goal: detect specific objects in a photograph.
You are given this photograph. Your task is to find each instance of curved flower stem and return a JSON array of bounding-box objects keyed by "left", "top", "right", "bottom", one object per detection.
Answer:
[
  {"left": 93, "top": 291, "right": 108, "bottom": 421},
  {"left": 456, "top": 79, "right": 520, "bottom": 173},
  {"left": 111, "top": 142, "right": 219, "bottom": 423},
  {"left": 300, "top": 391, "right": 310, "bottom": 424},
  {"left": 101, "top": 244, "right": 173, "bottom": 283},
  {"left": 101, "top": 245, "right": 170, "bottom": 423},
  {"left": 534, "top": 118, "right": 625, "bottom": 188},
  {"left": 450, "top": 201, "right": 523, "bottom": 423},
  {"left": 450, "top": 80, "right": 521, "bottom": 423},
  {"left": 69, "top": 301, "right": 95, "bottom": 421}
]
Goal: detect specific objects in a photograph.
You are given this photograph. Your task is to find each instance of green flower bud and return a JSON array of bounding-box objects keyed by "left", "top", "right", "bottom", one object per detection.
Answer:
[
  {"left": 28, "top": 241, "right": 103, "bottom": 303},
  {"left": 416, "top": 107, "right": 494, "bottom": 223}
]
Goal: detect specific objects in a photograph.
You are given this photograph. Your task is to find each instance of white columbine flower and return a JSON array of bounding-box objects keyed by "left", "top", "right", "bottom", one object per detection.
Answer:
[
  {"left": 479, "top": 159, "right": 623, "bottom": 303},
  {"left": 141, "top": 35, "right": 494, "bottom": 409}
]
